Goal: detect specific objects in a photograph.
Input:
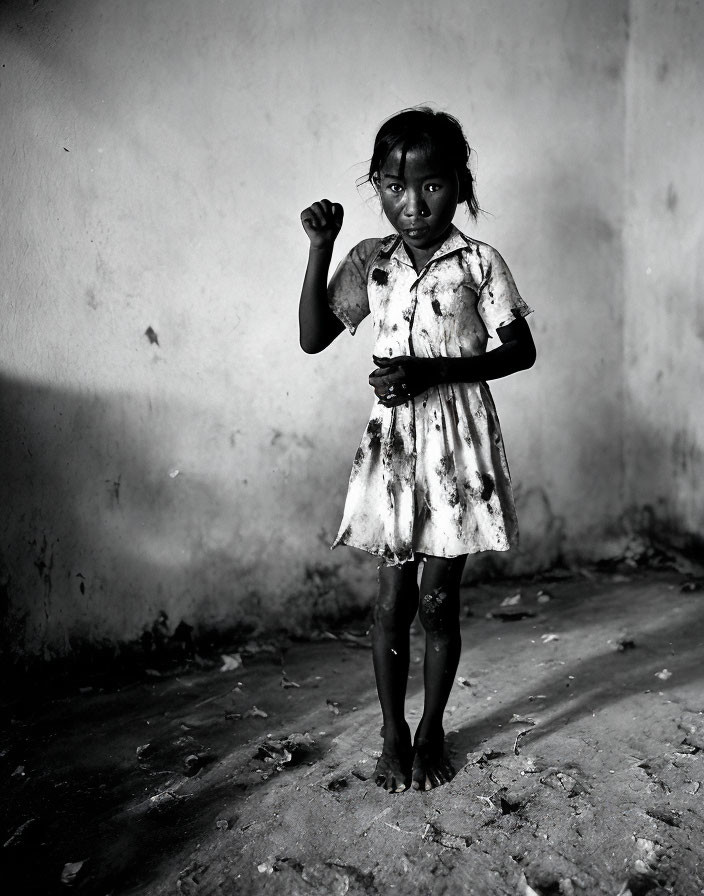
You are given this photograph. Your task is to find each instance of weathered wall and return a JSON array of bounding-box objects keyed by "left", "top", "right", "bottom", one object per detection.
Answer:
[
  {"left": 623, "top": 1, "right": 704, "bottom": 549},
  {"left": 0, "top": 0, "right": 630, "bottom": 660}
]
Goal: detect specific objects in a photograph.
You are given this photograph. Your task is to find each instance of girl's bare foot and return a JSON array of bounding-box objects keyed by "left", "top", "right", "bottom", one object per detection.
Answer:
[
  {"left": 412, "top": 730, "right": 454, "bottom": 791},
  {"left": 375, "top": 722, "right": 412, "bottom": 793}
]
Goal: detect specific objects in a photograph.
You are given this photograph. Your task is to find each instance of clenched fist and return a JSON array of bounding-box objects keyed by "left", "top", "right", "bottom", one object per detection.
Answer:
[{"left": 300, "top": 199, "right": 344, "bottom": 249}]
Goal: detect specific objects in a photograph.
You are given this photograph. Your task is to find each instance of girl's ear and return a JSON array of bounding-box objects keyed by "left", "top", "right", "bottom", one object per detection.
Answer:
[{"left": 371, "top": 172, "right": 381, "bottom": 193}]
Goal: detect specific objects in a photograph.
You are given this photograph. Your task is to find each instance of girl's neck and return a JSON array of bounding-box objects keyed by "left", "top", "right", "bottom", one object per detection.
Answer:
[
  {"left": 402, "top": 226, "right": 452, "bottom": 273},
  {"left": 404, "top": 244, "right": 433, "bottom": 273}
]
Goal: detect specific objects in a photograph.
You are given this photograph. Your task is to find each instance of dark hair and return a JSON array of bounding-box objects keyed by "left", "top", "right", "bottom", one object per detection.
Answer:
[{"left": 364, "top": 107, "right": 479, "bottom": 219}]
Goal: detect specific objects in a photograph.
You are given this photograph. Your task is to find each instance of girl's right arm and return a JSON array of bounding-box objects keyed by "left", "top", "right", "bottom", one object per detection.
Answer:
[{"left": 299, "top": 199, "right": 345, "bottom": 354}]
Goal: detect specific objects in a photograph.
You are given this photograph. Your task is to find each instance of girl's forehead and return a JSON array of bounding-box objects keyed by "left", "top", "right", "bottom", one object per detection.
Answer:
[{"left": 381, "top": 145, "right": 452, "bottom": 178}]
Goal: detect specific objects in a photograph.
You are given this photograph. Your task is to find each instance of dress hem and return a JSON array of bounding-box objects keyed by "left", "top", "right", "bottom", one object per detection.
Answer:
[{"left": 331, "top": 535, "right": 516, "bottom": 564}]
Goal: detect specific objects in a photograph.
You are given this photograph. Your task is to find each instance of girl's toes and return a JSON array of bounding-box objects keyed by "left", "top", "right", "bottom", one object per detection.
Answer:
[
  {"left": 411, "top": 766, "right": 426, "bottom": 790},
  {"left": 412, "top": 746, "right": 453, "bottom": 790}
]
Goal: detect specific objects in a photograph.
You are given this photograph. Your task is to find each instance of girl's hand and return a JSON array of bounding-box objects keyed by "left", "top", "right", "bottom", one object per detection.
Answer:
[
  {"left": 369, "top": 355, "right": 439, "bottom": 407},
  {"left": 300, "top": 199, "right": 344, "bottom": 249}
]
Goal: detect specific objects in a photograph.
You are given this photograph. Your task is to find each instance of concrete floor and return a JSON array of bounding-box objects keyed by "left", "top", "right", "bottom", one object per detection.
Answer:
[{"left": 2, "top": 568, "right": 704, "bottom": 895}]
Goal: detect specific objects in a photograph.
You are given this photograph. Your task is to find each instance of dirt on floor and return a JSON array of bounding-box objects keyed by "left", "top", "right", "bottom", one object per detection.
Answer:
[{"left": 2, "top": 568, "right": 704, "bottom": 896}]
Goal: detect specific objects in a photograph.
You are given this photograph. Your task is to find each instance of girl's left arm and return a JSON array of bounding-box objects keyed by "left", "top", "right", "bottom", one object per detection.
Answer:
[{"left": 370, "top": 318, "right": 536, "bottom": 406}]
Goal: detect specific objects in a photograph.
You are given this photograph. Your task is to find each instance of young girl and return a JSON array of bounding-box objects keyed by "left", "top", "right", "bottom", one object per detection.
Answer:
[{"left": 299, "top": 107, "right": 536, "bottom": 793}]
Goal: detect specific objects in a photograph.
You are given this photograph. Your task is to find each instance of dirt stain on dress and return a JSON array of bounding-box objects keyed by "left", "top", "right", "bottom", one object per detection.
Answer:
[
  {"left": 480, "top": 472, "right": 495, "bottom": 502},
  {"left": 367, "top": 419, "right": 382, "bottom": 449}
]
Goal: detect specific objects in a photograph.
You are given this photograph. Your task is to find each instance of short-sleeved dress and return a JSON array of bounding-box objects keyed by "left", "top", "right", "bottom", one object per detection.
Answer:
[{"left": 327, "top": 225, "right": 532, "bottom": 565}]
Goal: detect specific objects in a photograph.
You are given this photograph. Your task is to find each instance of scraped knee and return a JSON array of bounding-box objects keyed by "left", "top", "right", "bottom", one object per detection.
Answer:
[{"left": 418, "top": 588, "right": 453, "bottom": 634}]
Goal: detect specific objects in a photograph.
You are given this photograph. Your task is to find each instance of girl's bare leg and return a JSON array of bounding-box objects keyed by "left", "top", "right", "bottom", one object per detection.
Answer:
[
  {"left": 412, "top": 554, "right": 467, "bottom": 791},
  {"left": 371, "top": 560, "right": 420, "bottom": 792}
]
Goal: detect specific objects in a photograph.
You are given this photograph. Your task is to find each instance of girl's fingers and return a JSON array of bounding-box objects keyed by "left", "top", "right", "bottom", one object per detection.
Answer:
[
  {"left": 301, "top": 200, "right": 343, "bottom": 235},
  {"left": 375, "top": 371, "right": 406, "bottom": 388},
  {"left": 331, "top": 203, "right": 344, "bottom": 227},
  {"left": 300, "top": 215, "right": 319, "bottom": 233},
  {"left": 376, "top": 380, "right": 415, "bottom": 405},
  {"left": 369, "top": 372, "right": 403, "bottom": 390},
  {"left": 315, "top": 199, "right": 340, "bottom": 227},
  {"left": 310, "top": 202, "right": 330, "bottom": 227},
  {"left": 301, "top": 200, "right": 343, "bottom": 248},
  {"left": 369, "top": 365, "right": 404, "bottom": 381},
  {"left": 301, "top": 207, "right": 324, "bottom": 230}
]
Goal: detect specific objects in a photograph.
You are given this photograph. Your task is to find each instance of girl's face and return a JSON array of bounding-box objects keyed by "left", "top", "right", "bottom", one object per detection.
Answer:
[{"left": 375, "top": 145, "right": 459, "bottom": 266}]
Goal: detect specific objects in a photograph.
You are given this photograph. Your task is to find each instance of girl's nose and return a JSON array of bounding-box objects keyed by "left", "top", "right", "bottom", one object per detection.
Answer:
[{"left": 404, "top": 190, "right": 428, "bottom": 218}]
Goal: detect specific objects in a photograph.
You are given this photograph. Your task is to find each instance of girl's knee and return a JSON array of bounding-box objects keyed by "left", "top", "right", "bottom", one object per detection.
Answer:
[
  {"left": 418, "top": 587, "right": 458, "bottom": 634},
  {"left": 374, "top": 598, "right": 411, "bottom": 634},
  {"left": 374, "top": 575, "right": 417, "bottom": 632}
]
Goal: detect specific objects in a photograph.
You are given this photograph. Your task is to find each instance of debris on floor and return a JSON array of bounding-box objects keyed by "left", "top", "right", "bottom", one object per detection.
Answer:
[
  {"left": 220, "top": 653, "right": 242, "bottom": 672},
  {"left": 3, "top": 569, "right": 704, "bottom": 895}
]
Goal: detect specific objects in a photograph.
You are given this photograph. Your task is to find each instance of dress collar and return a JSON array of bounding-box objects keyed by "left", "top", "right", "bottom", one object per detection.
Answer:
[{"left": 389, "top": 225, "right": 469, "bottom": 270}]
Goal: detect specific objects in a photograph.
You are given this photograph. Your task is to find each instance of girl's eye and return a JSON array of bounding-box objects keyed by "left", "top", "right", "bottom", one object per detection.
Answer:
[
  {"left": 426, "top": 184, "right": 443, "bottom": 193},
  {"left": 387, "top": 183, "right": 403, "bottom": 194}
]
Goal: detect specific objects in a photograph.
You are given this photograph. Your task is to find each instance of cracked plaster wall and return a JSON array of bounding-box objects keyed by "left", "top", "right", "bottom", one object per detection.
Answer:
[{"left": 1, "top": 0, "right": 696, "bottom": 661}]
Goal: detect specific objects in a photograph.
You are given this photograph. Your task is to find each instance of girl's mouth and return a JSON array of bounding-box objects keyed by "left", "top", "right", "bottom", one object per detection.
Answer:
[{"left": 403, "top": 227, "right": 430, "bottom": 239}]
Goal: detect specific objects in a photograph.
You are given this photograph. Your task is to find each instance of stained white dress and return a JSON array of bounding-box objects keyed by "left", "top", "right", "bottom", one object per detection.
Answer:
[{"left": 327, "top": 225, "right": 532, "bottom": 565}]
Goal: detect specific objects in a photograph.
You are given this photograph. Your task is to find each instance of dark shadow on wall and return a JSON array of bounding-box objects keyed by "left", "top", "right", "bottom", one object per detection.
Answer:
[{"left": 0, "top": 372, "right": 271, "bottom": 671}]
